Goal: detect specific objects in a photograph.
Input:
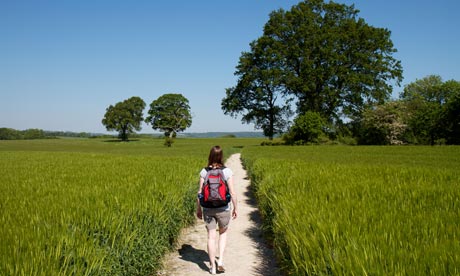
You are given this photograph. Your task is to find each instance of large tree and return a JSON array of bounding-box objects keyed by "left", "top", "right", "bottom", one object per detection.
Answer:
[
  {"left": 222, "top": 36, "right": 292, "bottom": 140},
  {"left": 230, "top": 0, "right": 403, "bottom": 125},
  {"left": 145, "top": 93, "right": 192, "bottom": 141},
  {"left": 102, "top": 96, "right": 146, "bottom": 141}
]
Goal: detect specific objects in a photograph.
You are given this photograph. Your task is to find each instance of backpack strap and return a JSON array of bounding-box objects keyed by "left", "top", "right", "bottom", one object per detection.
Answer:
[{"left": 204, "top": 166, "right": 227, "bottom": 183}]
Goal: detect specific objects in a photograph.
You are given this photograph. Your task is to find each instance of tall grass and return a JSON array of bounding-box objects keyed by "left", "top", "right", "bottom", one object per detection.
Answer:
[
  {"left": 0, "top": 151, "right": 200, "bottom": 275},
  {"left": 0, "top": 138, "right": 261, "bottom": 275},
  {"left": 243, "top": 146, "right": 460, "bottom": 275}
]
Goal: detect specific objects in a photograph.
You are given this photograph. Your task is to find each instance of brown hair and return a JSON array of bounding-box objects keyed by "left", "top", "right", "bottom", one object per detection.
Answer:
[{"left": 208, "top": 145, "right": 224, "bottom": 168}]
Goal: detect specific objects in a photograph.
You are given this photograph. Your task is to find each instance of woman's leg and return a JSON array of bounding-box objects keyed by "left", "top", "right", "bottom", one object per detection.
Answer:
[
  {"left": 207, "top": 227, "right": 217, "bottom": 271},
  {"left": 217, "top": 228, "right": 227, "bottom": 265},
  {"left": 215, "top": 209, "right": 231, "bottom": 267}
]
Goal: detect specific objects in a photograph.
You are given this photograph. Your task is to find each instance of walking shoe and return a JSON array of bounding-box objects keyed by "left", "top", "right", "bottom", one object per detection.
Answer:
[
  {"left": 216, "top": 260, "right": 225, "bottom": 273},
  {"left": 210, "top": 266, "right": 216, "bottom": 275},
  {"left": 217, "top": 264, "right": 225, "bottom": 273}
]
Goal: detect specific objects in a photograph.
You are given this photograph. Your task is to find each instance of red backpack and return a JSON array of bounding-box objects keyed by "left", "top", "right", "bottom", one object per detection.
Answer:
[{"left": 200, "top": 166, "right": 230, "bottom": 208}]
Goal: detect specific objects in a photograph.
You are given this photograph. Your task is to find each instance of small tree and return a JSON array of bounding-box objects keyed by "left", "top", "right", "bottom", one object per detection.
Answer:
[
  {"left": 145, "top": 93, "right": 192, "bottom": 146},
  {"left": 358, "top": 101, "right": 407, "bottom": 145},
  {"left": 102, "top": 96, "right": 146, "bottom": 141},
  {"left": 284, "top": 111, "right": 325, "bottom": 144}
]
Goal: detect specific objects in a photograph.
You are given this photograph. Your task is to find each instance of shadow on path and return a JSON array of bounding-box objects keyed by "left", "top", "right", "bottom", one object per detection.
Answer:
[{"left": 177, "top": 244, "right": 209, "bottom": 272}]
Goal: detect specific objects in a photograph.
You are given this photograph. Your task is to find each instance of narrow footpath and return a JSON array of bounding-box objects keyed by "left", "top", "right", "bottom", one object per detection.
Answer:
[{"left": 158, "top": 153, "right": 279, "bottom": 276}]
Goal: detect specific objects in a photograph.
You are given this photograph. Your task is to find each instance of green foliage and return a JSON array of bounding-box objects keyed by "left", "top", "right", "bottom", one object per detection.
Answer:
[
  {"left": 23, "top": 128, "right": 47, "bottom": 139},
  {"left": 220, "top": 134, "right": 236, "bottom": 138},
  {"left": 337, "top": 135, "right": 357, "bottom": 145},
  {"left": 353, "top": 75, "right": 460, "bottom": 145},
  {"left": 358, "top": 101, "right": 407, "bottom": 145},
  {"left": 260, "top": 0, "right": 402, "bottom": 120},
  {"left": 0, "top": 128, "right": 22, "bottom": 140},
  {"left": 145, "top": 94, "right": 192, "bottom": 141},
  {"left": 242, "top": 146, "right": 460, "bottom": 275},
  {"left": 221, "top": 36, "right": 292, "bottom": 140},
  {"left": 45, "top": 131, "right": 92, "bottom": 138},
  {"left": 260, "top": 139, "right": 284, "bottom": 146},
  {"left": 441, "top": 89, "right": 460, "bottom": 144},
  {"left": 284, "top": 111, "right": 325, "bottom": 144},
  {"left": 102, "top": 96, "right": 146, "bottom": 141},
  {"left": 0, "top": 128, "right": 49, "bottom": 140},
  {"left": 223, "top": 0, "right": 403, "bottom": 140},
  {"left": 400, "top": 75, "right": 460, "bottom": 145},
  {"left": 401, "top": 75, "right": 448, "bottom": 104}
]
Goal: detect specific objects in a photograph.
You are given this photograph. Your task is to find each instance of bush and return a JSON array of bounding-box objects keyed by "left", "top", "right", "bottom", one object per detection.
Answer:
[
  {"left": 338, "top": 135, "right": 357, "bottom": 145},
  {"left": 221, "top": 134, "right": 236, "bottom": 138},
  {"left": 261, "top": 140, "right": 285, "bottom": 146},
  {"left": 283, "top": 111, "right": 326, "bottom": 145}
]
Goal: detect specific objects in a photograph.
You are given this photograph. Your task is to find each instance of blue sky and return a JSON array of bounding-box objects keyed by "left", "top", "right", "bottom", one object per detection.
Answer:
[{"left": 1, "top": 0, "right": 459, "bottom": 134}]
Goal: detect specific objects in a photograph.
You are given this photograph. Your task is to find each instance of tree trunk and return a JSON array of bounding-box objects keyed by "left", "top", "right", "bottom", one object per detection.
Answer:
[{"left": 120, "top": 126, "right": 128, "bottom": 141}]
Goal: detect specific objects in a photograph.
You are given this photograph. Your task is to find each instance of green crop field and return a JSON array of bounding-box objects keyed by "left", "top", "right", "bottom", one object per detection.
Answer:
[
  {"left": 242, "top": 146, "right": 460, "bottom": 275},
  {"left": 1, "top": 139, "right": 459, "bottom": 275},
  {"left": 0, "top": 138, "right": 261, "bottom": 276}
]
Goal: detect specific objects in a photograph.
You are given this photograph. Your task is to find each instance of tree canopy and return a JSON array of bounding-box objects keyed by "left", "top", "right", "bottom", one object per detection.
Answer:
[
  {"left": 223, "top": 0, "right": 403, "bottom": 140},
  {"left": 400, "top": 75, "right": 460, "bottom": 144},
  {"left": 354, "top": 75, "right": 460, "bottom": 145},
  {"left": 145, "top": 93, "right": 192, "bottom": 140},
  {"left": 267, "top": 0, "right": 403, "bottom": 118},
  {"left": 101, "top": 96, "right": 146, "bottom": 141}
]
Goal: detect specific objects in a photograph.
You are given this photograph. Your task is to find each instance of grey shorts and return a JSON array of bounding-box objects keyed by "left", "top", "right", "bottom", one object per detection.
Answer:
[{"left": 203, "top": 207, "right": 231, "bottom": 230}]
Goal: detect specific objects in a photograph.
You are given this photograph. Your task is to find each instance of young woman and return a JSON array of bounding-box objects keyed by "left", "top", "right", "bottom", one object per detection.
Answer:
[{"left": 196, "top": 146, "right": 238, "bottom": 275}]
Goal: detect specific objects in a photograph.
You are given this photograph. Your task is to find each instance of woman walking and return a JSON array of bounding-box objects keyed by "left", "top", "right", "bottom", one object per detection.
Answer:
[{"left": 196, "top": 146, "right": 238, "bottom": 274}]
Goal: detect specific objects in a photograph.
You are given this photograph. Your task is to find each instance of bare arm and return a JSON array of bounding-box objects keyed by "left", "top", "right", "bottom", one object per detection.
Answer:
[
  {"left": 196, "top": 177, "right": 204, "bottom": 219},
  {"left": 227, "top": 176, "right": 238, "bottom": 219}
]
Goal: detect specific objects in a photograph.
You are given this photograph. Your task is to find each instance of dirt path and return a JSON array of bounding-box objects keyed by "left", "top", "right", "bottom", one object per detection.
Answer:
[{"left": 159, "top": 153, "right": 279, "bottom": 276}]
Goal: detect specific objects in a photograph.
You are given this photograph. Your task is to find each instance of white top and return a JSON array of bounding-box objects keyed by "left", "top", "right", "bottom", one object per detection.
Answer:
[{"left": 200, "top": 167, "right": 233, "bottom": 181}]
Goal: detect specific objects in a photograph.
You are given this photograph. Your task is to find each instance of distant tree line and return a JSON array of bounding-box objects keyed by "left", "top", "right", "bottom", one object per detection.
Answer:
[
  {"left": 181, "top": 132, "right": 265, "bottom": 138},
  {"left": 46, "top": 131, "right": 92, "bottom": 138},
  {"left": 222, "top": 0, "right": 460, "bottom": 145},
  {"left": 0, "top": 128, "right": 48, "bottom": 140},
  {"left": 0, "top": 128, "right": 93, "bottom": 140}
]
